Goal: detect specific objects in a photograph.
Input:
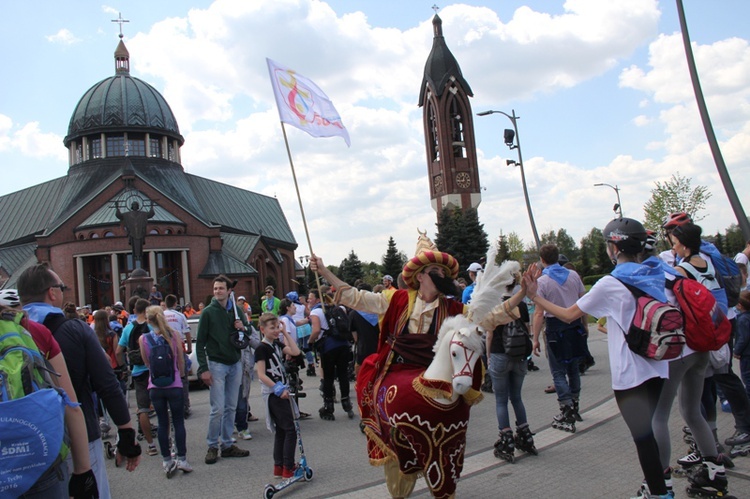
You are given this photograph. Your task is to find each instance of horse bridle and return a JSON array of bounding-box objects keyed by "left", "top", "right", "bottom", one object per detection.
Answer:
[{"left": 449, "top": 332, "right": 478, "bottom": 380}]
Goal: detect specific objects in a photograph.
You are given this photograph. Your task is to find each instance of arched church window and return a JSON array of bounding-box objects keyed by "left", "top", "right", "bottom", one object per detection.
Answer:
[
  {"left": 449, "top": 95, "right": 465, "bottom": 158},
  {"left": 149, "top": 229, "right": 159, "bottom": 235},
  {"left": 104, "top": 231, "right": 115, "bottom": 237},
  {"left": 428, "top": 99, "right": 440, "bottom": 162},
  {"left": 90, "top": 232, "right": 100, "bottom": 239}
]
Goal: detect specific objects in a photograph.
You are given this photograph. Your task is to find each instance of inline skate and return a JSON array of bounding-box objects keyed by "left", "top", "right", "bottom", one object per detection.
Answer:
[
  {"left": 514, "top": 423, "right": 538, "bottom": 456},
  {"left": 551, "top": 404, "right": 576, "bottom": 433},
  {"left": 493, "top": 429, "right": 515, "bottom": 463},
  {"left": 685, "top": 459, "right": 736, "bottom": 498}
]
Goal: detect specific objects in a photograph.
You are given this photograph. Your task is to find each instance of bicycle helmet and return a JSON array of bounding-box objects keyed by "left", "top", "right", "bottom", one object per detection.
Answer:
[
  {"left": 662, "top": 212, "right": 692, "bottom": 231},
  {"left": 0, "top": 289, "right": 21, "bottom": 308},
  {"left": 602, "top": 218, "right": 647, "bottom": 254},
  {"left": 558, "top": 254, "right": 569, "bottom": 266}
]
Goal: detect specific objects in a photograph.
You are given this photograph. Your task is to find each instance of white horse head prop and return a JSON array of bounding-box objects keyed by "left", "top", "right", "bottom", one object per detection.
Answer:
[{"left": 425, "top": 315, "right": 486, "bottom": 399}]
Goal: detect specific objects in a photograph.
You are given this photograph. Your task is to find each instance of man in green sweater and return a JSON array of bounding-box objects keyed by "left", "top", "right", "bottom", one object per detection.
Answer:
[{"left": 196, "top": 274, "right": 251, "bottom": 464}]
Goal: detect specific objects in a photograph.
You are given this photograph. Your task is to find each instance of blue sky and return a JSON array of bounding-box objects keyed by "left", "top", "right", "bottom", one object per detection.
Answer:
[{"left": 1, "top": 1, "right": 749, "bottom": 265}]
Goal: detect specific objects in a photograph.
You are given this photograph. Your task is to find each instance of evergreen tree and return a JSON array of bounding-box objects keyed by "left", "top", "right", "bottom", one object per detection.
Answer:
[
  {"left": 580, "top": 227, "right": 612, "bottom": 275},
  {"left": 381, "top": 236, "right": 406, "bottom": 279},
  {"left": 340, "top": 250, "right": 364, "bottom": 284},
  {"left": 435, "top": 207, "right": 489, "bottom": 274},
  {"left": 495, "top": 231, "right": 510, "bottom": 264}
]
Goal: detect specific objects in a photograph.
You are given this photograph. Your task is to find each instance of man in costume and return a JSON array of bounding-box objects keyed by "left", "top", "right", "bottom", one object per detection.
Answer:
[{"left": 311, "top": 232, "right": 527, "bottom": 497}]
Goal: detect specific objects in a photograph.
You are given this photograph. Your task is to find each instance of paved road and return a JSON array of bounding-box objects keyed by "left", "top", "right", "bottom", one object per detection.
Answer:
[{"left": 105, "top": 327, "right": 750, "bottom": 498}]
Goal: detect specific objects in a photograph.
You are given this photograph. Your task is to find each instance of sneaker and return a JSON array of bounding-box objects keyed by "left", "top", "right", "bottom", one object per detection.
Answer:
[
  {"left": 221, "top": 444, "right": 250, "bottom": 458},
  {"left": 163, "top": 459, "right": 178, "bottom": 478},
  {"left": 724, "top": 429, "right": 750, "bottom": 446},
  {"left": 299, "top": 411, "right": 312, "bottom": 420},
  {"left": 273, "top": 465, "right": 283, "bottom": 478},
  {"left": 721, "top": 399, "right": 731, "bottom": 413},
  {"left": 205, "top": 446, "right": 219, "bottom": 465},
  {"left": 247, "top": 413, "right": 259, "bottom": 422},
  {"left": 231, "top": 436, "right": 237, "bottom": 443},
  {"left": 282, "top": 465, "right": 296, "bottom": 478},
  {"left": 176, "top": 458, "right": 193, "bottom": 473},
  {"left": 238, "top": 430, "right": 253, "bottom": 440},
  {"left": 147, "top": 444, "right": 158, "bottom": 456}
]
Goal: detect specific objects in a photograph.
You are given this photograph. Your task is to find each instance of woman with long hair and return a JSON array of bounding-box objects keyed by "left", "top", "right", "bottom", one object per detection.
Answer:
[
  {"left": 93, "top": 309, "right": 117, "bottom": 368},
  {"left": 139, "top": 305, "right": 191, "bottom": 477}
]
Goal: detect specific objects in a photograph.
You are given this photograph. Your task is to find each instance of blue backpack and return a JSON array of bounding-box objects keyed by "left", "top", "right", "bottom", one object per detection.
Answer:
[
  {"left": 146, "top": 332, "right": 175, "bottom": 387},
  {"left": 0, "top": 311, "right": 75, "bottom": 496},
  {"left": 701, "top": 241, "right": 742, "bottom": 308}
]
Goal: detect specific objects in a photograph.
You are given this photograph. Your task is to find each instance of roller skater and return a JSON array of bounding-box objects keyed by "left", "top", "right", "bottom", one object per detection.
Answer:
[
  {"left": 551, "top": 404, "right": 576, "bottom": 433},
  {"left": 526, "top": 217, "right": 673, "bottom": 498},
  {"left": 514, "top": 424, "right": 537, "bottom": 456},
  {"left": 685, "top": 458, "right": 736, "bottom": 498},
  {"left": 493, "top": 430, "right": 515, "bottom": 463}
]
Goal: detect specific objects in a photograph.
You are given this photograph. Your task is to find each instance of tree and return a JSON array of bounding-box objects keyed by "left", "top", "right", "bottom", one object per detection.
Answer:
[
  {"left": 381, "top": 236, "right": 406, "bottom": 279},
  {"left": 339, "top": 250, "right": 364, "bottom": 285},
  {"left": 506, "top": 232, "right": 525, "bottom": 263},
  {"left": 435, "top": 207, "right": 489, "bottom": 275},
  {"left": 642, "top": 172, "right": 711, "bottom": 232},
  {"left": 723, "top": 224, "right": 745, "bottom": 255},
  {"left": 579, "top": 227, "right": 612, "bottom": 275}
]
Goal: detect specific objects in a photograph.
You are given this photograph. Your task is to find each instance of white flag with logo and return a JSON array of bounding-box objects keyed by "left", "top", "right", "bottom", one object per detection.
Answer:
[{"left": 266, "top": 58, "right": 350, "bottom": 147}]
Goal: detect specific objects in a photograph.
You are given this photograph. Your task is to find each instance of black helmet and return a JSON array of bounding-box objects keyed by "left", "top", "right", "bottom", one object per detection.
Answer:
[
  {"left": 557, "top": 254, "right": 569, "bottom": 266},
  {"left": 602, "top": 218, "right": 647, "bottom": 254}
]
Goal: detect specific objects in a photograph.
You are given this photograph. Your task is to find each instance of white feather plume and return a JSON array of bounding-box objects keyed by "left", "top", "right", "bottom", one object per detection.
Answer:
[{"left": 466, "top": 246, "right": 521, "bottom": 325}]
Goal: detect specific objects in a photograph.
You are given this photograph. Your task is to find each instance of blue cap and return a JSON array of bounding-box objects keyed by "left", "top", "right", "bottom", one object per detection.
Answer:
[{"left": 286, "top": 291, "right": 301, "bottom": 304}]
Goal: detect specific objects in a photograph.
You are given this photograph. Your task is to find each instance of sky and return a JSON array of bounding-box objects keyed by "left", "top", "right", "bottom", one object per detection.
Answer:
[{"left": 1, "top": 0, "right": 749, "bottom": 266}]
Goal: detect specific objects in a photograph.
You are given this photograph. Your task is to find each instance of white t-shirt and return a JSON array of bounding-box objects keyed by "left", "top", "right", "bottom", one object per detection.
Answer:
[
  {"left": 164, "top": 308, "right": 190, "bottom": 342},
  {"left": 577, "top": 276, "right": 669, "bottom": 391},
  {"left": 735, "top": 252, "right": 749, "bottom": 267},
  {"left": 279, "top": 315, "right": 298, "bottom": 344}
]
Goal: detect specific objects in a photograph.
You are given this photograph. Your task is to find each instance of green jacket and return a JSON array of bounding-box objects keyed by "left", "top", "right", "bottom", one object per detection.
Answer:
[{"left": 196, "top": 297, "right": 248, "bottom": 374}]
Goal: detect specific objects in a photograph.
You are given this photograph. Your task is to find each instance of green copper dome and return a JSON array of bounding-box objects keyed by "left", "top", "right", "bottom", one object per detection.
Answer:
[{"left": 64, "top": 40, "right": 183, "bottom": 146}]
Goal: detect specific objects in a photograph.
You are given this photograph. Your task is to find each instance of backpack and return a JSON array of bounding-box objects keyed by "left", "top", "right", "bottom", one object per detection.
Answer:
[
  {"left": 127, "top": 321, "right": 150, "bottom": 366},
  {"left": 701, "top": 242, "right": 742, "bottom": 308},
  {"left": 678, "top": 258, "right": 729, "bottom": 314},
  {"left": 325, "top": 304, "right": 352, "bottom": 342},
  {"left": 672, "top": 277, "right": 731, "bottom": 352},
  {"left": 145, "top": 332, "right": 175, "bottom": 387},
  {"left": 501, "top": 319, "right": 532, "bottom": 359},
  {"left": 617, "top": 281, "right": 686, "bottom": 361},
  {"left": 0, "top": 311, "right": 73, "bottom": 496}
]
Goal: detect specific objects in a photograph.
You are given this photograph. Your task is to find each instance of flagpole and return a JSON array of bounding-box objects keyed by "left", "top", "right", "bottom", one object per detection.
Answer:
[{"left": 280, "top": 122, "right": 327, "bottom": 308}]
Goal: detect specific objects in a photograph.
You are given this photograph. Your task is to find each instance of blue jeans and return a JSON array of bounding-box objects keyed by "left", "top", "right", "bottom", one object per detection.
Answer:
[
  {"left": 298, "top": 335, "right": 314, "bottom": 365},
  {"left": 489, "top": 353, "right": 528, "bottom": 430},
  {"left": 150, "top": 387, "right": 187, "bottom": 459},
  {"left": 207, "top": 359, "right": 242, "bottom": 449},
  {"left": 546, "top": 336, "right": 581, "bottom": 405}
]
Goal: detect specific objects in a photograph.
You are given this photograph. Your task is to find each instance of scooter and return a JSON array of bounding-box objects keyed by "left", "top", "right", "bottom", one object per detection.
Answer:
[{"left": 263, "top": 393, "right": 314, "bottom": 498}]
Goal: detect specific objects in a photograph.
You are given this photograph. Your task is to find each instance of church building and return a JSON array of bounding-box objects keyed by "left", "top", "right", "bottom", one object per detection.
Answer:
[{"left": 0, "top": 37, "right": 298, "bottom": 310}]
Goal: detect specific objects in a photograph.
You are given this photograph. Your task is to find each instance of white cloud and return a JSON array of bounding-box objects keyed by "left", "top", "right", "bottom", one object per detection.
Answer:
[
  {"left": 0, "top": 116, "right": 66, "bottom": 161},
  {"left": 45, "top": 28, "right": 81, "bottom": 45}
]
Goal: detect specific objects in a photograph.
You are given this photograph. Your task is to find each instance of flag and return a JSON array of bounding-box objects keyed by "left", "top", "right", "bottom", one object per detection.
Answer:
[{"left": 266, "top": 58, "right": 350, "bottom": 147}]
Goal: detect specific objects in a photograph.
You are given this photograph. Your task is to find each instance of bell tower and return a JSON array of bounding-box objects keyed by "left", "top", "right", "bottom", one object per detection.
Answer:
[{"left": 419, "top": 13, "right": 480, "bottom": 215}]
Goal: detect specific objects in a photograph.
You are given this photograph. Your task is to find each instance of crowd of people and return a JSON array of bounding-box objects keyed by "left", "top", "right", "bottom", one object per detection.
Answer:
[{"left": 4, "top": 211, "right": 750, "bottom": 498}]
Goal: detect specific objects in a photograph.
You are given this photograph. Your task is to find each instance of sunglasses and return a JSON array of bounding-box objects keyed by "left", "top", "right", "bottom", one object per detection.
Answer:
[{"left": 50, "top": 283, "right": 68, "bottom": 292}]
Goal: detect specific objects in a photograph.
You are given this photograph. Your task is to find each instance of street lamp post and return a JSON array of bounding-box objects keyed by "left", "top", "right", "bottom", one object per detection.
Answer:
[
  {"left": 477, "top": 109, "right": 540, "bottom": 249},
  {"left": 593, "top": 183, "right": 623, "bottom": 218}
]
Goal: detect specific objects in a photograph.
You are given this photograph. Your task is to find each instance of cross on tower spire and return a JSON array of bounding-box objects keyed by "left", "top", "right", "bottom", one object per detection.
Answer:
[
  {"left": 432, "top": 4, "right": 440, "bottom": 14},
  {"left": 111, "top": 12, "right": 129, "bottom": 39}
]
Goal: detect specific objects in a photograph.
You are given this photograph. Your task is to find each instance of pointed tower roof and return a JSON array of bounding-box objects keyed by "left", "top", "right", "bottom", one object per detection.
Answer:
[{"left": 419, "top": 14, "right": 473, "bottom": 105}]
